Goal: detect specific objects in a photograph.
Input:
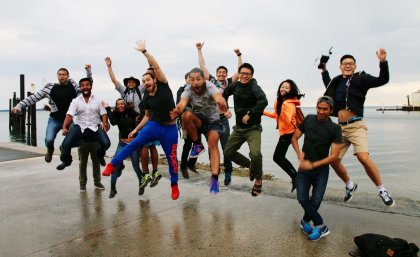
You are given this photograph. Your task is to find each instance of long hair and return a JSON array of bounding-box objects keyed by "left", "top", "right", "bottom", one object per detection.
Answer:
[
  {"left": 112, "top": 98, "right": 133, "bottom": 115},
  {"left": 275, "top": 79, "right": 304, "bottom": 115}
]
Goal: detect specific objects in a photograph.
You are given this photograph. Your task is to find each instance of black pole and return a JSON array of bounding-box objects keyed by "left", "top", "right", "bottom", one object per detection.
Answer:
[
  {"left": 30, "top": 100, "right": 37, "bottom": 146},
  {"left": 19, "top": 75, "right": 26, "bottom": 134}
]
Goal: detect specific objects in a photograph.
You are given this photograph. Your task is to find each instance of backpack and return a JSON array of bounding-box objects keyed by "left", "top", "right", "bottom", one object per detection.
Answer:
[
  {"left": 295, "top": 106, "right": 305, "bottom": 127},
  {"left": 351, "top": 233, "right": 419, "bottom": 257}
]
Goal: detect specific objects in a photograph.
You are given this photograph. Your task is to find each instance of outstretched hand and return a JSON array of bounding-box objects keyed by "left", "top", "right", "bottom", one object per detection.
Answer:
[
  {"left": 169, "top": 105, "right": 183, "bottom": 120},
  {"left": 234, "top": 48, "right": 241, "bottom": 56},
  {"left": 135, "top": 40, "right": 146, "bottom": 52},
  {"left": 85, "top": 64, "right": 91, "bottom": 70},
  {"left": 376, "top": 48, "right": 387, "bottom": 62},
  {"left": 196, "top": 42, "right": 204, "bottom": 50},
  {"left": 105, "top": 57, "right": 112, "bottom": 67}
]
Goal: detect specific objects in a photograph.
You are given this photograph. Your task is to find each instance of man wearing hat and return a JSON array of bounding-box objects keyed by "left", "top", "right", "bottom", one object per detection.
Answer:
[
  {"left": 291, "top": 96, "right": 342, "bottom": 241},
  {"left": 105, "top": 57, "right": 143, "bottom": 113},
  {"left": 319, "top": 48, "right": 394, "bottom": 207}
]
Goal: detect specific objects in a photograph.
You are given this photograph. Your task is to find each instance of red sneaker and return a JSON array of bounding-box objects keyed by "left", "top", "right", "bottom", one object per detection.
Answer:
[
  {"left": 171, "top": 184, "right": 179, "bottom": 200},
  {"left": 102, "top": 163, "right": 116, "bottom": 176}
]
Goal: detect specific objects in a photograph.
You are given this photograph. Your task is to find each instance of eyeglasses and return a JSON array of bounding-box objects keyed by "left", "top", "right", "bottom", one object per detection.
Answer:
[
  {"left": 239, "top": 72, "right": 252, "bottom": 76},
  {"left": 341, "top": 62, "right": 355, "bottom": 67}
]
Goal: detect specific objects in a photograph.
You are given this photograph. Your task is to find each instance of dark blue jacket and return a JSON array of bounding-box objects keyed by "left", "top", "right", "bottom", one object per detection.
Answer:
[{"left": 322, "top": 61, "right": 389, "bottom": 117}]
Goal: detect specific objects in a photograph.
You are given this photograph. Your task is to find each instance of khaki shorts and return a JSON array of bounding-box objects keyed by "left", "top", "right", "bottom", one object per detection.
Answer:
[{"left": 338, "top": 120, "right": 369, "bottom": 159}]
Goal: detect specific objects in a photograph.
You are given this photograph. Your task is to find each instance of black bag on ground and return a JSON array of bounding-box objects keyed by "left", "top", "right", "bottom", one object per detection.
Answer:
[{"left": 353, "top": 233, "right": 419, "bottom": 257}]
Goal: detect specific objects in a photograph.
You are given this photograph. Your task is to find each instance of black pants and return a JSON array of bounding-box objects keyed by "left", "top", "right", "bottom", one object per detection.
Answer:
[{"left": 273, "top": 133, "right": 297, "bottom": 180}]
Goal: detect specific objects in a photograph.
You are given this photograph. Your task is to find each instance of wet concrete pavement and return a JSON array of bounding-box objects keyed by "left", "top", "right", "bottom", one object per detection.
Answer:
[{"left": 0, "top": 143, "right": 419, "bottom": 257}]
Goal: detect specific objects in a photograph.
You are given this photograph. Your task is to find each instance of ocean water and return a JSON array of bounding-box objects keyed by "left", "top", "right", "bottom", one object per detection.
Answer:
[{"left": 1, "top": 107, "right": 419, "bottom": 200}]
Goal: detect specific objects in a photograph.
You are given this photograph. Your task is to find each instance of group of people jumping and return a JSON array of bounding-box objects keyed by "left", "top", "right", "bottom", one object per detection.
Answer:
[{"left": 13, "top": 40, "right": 394, "bottom": 241}]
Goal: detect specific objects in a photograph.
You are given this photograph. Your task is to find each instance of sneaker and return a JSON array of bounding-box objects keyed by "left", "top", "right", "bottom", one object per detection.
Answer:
[
  {"left": 56, "top": 162, "right": 70, "bottom": 171},
  {"left": 45, "top": 149, "right": 53, "bottom": 163},
  {"left": 308, "top": 226, "right": 330, "bottom": 241},
  {"left": 138, "top": 186, "right": 145, "bottom": 196},
  {"left": 224, "top": 172, "right": 231, "bottom": 186},
  {"left": 187, "top": 164, "right": 198, "bottom": 173},
  {"left": 150, "top": 171, "right": 162, "bottom": 187},
  {"left": 210, "top": 176, "right": 219, "bottom": 194},
  {"left": 102, "top": 163, "right": 116, "bottom": 176},
  {"left": 94, "top": 182, "right": 105, "bottom": 190},
  {"left": 300, "top": 219, "right": 313, "bottom": 234},
  {"left": 171, "top": 183, "right": 180, "bottom": 200},
  {"left": 189, "top": 144, "right": 206, "bottom": 158},
  {"left": 379, "top": 190, "right": 395, "bottom": 207},
  {"left": 181, "top": 167, "right": 189, "bottom": 179},
  {"left": 344, "top": 183, "right": 358, "bottom": 202},
  {"left": 140, "top": 174, "right": 152, "bottom": 189},
  {"left": 80, "top": 185, "right": 86, "bottom": 192}
]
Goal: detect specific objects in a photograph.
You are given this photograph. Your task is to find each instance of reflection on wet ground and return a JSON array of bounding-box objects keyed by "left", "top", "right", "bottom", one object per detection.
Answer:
[{"left": 0, "top": 144, "right": 419, "bottom": 257}]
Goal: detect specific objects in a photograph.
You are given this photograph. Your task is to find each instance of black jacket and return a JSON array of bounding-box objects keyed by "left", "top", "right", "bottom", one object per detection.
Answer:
[
  {"left": 322, "top": 61, "right": 389, "bottom": 117},
  {"left": 223, "top": 78, "right": 268, "bottom": 128}
]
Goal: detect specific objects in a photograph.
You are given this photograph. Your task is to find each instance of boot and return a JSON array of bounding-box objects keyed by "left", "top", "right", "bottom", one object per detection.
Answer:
[{"left": 109, "top": 182, "right": 117, "bottom": 198}]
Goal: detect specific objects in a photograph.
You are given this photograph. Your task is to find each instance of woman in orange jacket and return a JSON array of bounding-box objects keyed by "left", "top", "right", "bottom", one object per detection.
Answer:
[{"left": 264, "top": 79, "right": 304, "bottom": 192}]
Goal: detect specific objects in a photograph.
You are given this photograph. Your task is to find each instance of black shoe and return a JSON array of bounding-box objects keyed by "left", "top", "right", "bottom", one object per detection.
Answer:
[
  {"left": 56, "top": 162, "right": 70, "bottom": 170},
  {"left": 187, "top": 165, "right": 198, "bottom": 173},
  {"left": 109, "top": 188, "right": 117, "bottom": 198},
  {"left": 94, "top": 182, "right": 105, "bottom": 190},
  {"left": 99, "top": 156, "right": 106, "bottom": 166},
  {"left": 139, "top": 186, "right": 145, "bottom": 196},
  {"left": 181, "top": 167, "right": 189, "bottom": 179},
  {"left": 45, "top": 149, "right": 53, "bottom": 163}
]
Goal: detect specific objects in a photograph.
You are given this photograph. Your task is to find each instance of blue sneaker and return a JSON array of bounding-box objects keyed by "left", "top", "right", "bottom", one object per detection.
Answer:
[
  {"left": 308, "top": 225, "right": 330, "bottom": 241},
  {"left": 210, "top": 176, "right": 219, "bottom": 194},
  {"left": 300, "top": 219, "right": 313, "bottom": 234},
  {"left": 189, "top": 143, "right": 206, "bottom": 158}
]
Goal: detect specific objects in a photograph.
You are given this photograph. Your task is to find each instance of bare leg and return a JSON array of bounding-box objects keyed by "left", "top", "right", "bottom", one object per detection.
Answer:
[
  {"left": 355, "top": 152, "right": 383, "bottom": 186},
  {"left": 330, "top": 158, "right": 351, "bottom": 183}
]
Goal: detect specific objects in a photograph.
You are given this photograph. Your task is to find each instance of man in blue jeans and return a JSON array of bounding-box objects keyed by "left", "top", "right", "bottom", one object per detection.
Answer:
[
  {"left": 12, "top": 65, "right": 92, "bottom": 163},
  {"left": 57, "top": 77, "right": 110, "bottom": 170},
  {"left": 291, "top": 96, "right": 342, "bottom": 241}
]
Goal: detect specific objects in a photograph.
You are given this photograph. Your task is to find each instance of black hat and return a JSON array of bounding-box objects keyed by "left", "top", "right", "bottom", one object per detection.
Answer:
[
  {"left": 123, "top": 76, "right": 140, "bottom": 87},
  {"left": 317, "top": 96, "right": 334, "bottom": 108}
]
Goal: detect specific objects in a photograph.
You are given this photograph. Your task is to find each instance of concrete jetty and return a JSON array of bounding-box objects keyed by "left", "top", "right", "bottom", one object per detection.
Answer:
[{"left": 0, "top": 142, "right": 418, "bottom": 257}]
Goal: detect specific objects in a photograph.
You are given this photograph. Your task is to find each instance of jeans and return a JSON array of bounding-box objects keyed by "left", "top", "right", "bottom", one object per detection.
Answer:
[
  {"left": 60, "top": 125, "right": 111, "bottom": 165},
  {"left": 273, "top": 133, "right": 297, "bottom": 180},
  {"left": 111, "top": 121, "right": 179, "bottom": 185},
  {"left": 111, "top": 141, "right": 142, "bottom": 184},
  {"left": 219, "top": 116, "right": 232, "bottom": 173},
  {"left": 45, "top": 117, "right": 64, "bottom": 151},
  {"left": 296, "top": 165, "right": 329, "bottom": 226},
  {"left": 224, "top": 124, "right": 263, "bottom": 180},
  {"left": 78, "top": 142, "right": 101, "bottom": 185}
]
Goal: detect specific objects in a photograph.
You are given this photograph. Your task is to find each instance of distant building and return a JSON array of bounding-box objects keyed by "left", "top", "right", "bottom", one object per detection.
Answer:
[{"left": 411, "top": 90, "right": 420, "bottom": 106}]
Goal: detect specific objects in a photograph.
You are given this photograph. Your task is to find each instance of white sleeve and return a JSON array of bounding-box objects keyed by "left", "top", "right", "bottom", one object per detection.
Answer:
[{"left": 66, "top": 98, "right": 78, "bottom": 116}]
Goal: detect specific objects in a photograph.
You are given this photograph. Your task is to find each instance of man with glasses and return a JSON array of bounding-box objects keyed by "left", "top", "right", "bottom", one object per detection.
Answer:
[
  {"left": 223, "top": 63, "right": 268, "bottom": 197},
  {"left": 319, "top": 48, "right": 394, "bottom": 207}
]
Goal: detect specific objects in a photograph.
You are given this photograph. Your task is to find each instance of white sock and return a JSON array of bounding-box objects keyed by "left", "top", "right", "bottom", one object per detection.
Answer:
[
  {"left": 345, "top": 180, "right": 354, "bottom": 189},
  {"left": 377, "top": 185, "right": 386, "bottom": 193}
]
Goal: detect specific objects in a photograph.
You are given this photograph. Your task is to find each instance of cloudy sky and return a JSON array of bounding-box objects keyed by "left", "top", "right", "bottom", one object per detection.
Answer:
[{"left": 2, "top": 0, "right": 420, "bottom": 110}]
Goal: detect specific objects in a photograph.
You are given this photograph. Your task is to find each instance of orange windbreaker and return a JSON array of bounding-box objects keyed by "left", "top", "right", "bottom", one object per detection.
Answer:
[{"left": 263, "top": 98, "right": 301, "bottom": 136}]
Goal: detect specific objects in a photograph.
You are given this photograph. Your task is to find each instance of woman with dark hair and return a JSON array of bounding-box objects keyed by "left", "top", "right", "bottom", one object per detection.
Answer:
[
  {"left": 103, "top": 40, "right": 180, "bottom": 200},
  {"left": 104, "top": 98, "right": 144, "bottom": 198},
  {"left": 264, "top": 79, "right": 304, "bottom": 192}
]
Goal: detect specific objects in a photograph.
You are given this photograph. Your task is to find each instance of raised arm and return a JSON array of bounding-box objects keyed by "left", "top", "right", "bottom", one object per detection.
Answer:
[
  {"left": 105, "top": 57, "right": 120, "bottom": 86},
  {"left": 196, "top": 42, "right": 210, "bottom": 80},
  {"left": 12, "top": 84, "right": 52, "bottom": 113},
  {"left": 231, "top": 48, "right": 243, "bottom": 82},
  {"left": 170, "top": 98, "right": 189, "bottom": 120},
  {"left": 135, "top": 40, "right": 168, "bottom": 84}
]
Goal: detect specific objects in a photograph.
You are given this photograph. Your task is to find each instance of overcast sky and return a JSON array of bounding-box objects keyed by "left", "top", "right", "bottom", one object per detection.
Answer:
[{"left": 1, "top": 0, "right": 420, "bottom": 110}]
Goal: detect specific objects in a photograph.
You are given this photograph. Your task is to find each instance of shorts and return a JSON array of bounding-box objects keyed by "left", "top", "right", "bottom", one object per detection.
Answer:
[
  {"left": 338, "top": 120, "right": 369, "bottom": 159},
  {"left": 195, "top": 113, "right": 223, "bottom": 136},
  {"left": 143, "top": 140, "right": 161, "bottom": 147}
]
